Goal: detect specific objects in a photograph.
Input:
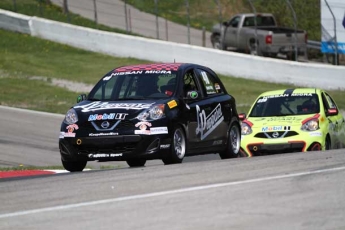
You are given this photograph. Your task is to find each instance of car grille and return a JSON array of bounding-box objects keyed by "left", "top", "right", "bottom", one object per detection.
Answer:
[
  {"left": 254, "top": 131, "right": 298, "bottom": 139},
  {"left": 247, "top": 142, "right": 305, "bottom": 156},
  {"left": 81, "top": 120, "right": 135, "bottom": 132}
]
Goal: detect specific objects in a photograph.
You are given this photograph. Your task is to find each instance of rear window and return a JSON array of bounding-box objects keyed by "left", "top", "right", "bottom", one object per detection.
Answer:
[{"left": 243, "top": 16, "right": 275, "bottom": 27}]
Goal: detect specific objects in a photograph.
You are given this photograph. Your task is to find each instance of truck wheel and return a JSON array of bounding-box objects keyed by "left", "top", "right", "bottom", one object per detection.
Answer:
[{"left": 248, "top": 39, "right": 261, "bottom": 56}]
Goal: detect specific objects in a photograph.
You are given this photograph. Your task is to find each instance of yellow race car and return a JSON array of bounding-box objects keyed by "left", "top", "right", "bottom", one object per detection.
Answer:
[{"left": 239, "top": 88, "right": 345, "bottom": 157}]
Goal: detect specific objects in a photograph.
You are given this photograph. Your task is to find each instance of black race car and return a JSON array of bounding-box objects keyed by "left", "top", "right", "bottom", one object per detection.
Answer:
[{"left": 59, "top": 63, "right": 241, "bottom": 171}]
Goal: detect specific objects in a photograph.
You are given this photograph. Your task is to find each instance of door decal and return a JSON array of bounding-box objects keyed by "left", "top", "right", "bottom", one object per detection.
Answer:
[{"left": 196, "top": 103, "right": 224, "bottom": 140}]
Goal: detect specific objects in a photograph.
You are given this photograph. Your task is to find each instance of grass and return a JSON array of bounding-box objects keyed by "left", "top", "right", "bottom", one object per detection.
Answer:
[{"left": 0, "top": 28, "right": 344, "bottom": 115}]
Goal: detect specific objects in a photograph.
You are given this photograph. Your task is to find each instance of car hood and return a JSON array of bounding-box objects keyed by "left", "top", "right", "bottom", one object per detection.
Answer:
[
  {"left": 246, "top": 114, "right": 320, "bottom": 131},
  {"left": 72, "top": 99, "right": 170, "bottom": 122}
]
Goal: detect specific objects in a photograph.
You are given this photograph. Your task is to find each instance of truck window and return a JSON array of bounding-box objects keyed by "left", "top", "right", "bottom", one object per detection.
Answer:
[
  {"left": 229, "top": 16, "right": 240, "bottom": 28},
  {"left": 243, "top": 16, "right": 275, "bottom": 27}
]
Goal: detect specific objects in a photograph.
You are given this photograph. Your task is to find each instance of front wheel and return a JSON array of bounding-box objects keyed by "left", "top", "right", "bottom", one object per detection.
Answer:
[
  {"left": 162, "top": 126, "right": 186, "bottom": 165},
  {"left": 219, "top": 120, "right": 241, "bottom": 159},
  {"left": 61, "top": 158, "right": 87, "bottom": 172}
]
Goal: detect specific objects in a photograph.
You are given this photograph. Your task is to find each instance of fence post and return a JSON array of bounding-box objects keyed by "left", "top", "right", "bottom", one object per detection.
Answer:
[
  {"left": 202, "top": 27, "right": 206, "bottom": 47},
  {"left": 285, "top": 0, "right": 298, "bottom": 61},
  {"left": 93, "top": 0, "right": 98, "bottom": 26},
  {"left": 154, "top": 0, "right": 159, "bottom": 39},
  {"left": 124, "top": 0, "right": 129, "bottom": 33},
  {"left": 13, "top": 0, "right": 17, "bottom": 12},
  {"left": 63, "top": 0, "right": 70, "bottom": 23},
  {"left": 185, "top": 0, "right": 191, "bottom": 44}
]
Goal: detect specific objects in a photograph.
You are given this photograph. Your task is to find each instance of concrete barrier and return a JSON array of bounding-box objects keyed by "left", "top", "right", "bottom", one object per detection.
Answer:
[
  {"left": 1, "top": 9, "right": 345, "bottom": 90},
  {"left": 0, "top": 9, "right": 31, "bottom": 34}
]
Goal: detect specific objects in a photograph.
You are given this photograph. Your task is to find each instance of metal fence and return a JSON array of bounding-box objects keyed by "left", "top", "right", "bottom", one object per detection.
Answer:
[{"left": 7, "top": 0, "right": 345, "bottom": 65}]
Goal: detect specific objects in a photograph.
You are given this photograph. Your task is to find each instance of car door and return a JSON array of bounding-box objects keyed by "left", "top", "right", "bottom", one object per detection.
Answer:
[
  {"left": 322, "top": 92, "right": 345, "bottom": 148},
  {"left": 222, "top": 15, "right": 241, "bottom": 48},
  {"left": 190, "top": 68, "right": 232, "bottom": 152}
]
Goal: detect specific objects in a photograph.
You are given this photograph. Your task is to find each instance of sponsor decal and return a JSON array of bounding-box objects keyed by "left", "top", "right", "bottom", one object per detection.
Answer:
[
  {"left": 160, "top": 144, "right": 171, "bottom": 149},
  {"left": 135, "top": 121, "right": 152, "bottom": 130},
  {"left": 150, "top": 127, "right": 168, "bottom": 134},
  {"left": 109, "top": 70, "right": 172, "bottom": 77},
  {"left": 135, "top": 127, "right": 168, "bottom": 135},
  {"left": 187, "top": 91, "right": 198, "bottom": 99},
  {"left": 167, "top": 100, "right": 177, "bottom": 109},
  {"left": 310, "top": 132, "right": 322, "bottom": 137},
  {"left": 88, "top": 113, "right": 128, "bottom": 121},
  {"left": 261, "top": 126, "right": 290, "bottom": 132},
  {"left": 88, "top": 153, "right": 122, "bottom": 158},
  {"left": 59, "top": 132, "right": 65, "bottom": 139},
  {"left": 213, "top": 140, "right": 223, "bottom": 145},
  {"left": 89, "top": 132, "right": 119, "bottom": 137},
  {"left": 64, "top": 124, "right": 79, "bottom": 137},
  {"left": 196, "top": 103, "right": 224, "bottom": 140},
  {"left": 75, "top": 101, "right": 154, "bottom": 112}
]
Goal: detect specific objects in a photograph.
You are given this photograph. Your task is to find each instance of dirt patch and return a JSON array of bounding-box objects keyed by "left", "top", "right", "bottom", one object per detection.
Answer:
[{"left": 29, "top": 76, "right": 93, "bottom": 93}]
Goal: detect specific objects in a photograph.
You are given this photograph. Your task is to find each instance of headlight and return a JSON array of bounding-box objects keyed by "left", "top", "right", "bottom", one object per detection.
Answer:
[
  {"left": 64, "top": 108, "right": 78, "bottom": 125},
  {"left": 301, "top": 119, "right": 319, "bottom": 131},
  {"left": 241, "top": 122, "right": 252, "bottom": 135},
  {"left": 136, "top": 104, "right": 165, "bottom": 121}
]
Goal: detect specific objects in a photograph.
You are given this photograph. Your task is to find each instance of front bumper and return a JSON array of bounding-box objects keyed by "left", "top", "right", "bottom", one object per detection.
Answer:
[
  {"left": 240, "top": 133, "right": 324, "bottom": 157},
  {"left": 59, "top": 134, "right": 171, "bottom": 161}
]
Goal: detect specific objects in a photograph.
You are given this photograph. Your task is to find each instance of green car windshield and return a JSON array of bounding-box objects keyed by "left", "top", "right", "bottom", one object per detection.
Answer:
[
  {"left": 249, "top": 93, "right": 320, "bottom": 117},
  {"left": 88, "top": 72, "right": 177, "bottom": 101}
]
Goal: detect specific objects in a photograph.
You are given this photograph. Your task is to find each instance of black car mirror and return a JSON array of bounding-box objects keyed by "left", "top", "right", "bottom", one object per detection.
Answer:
[{"left": 77, "top": 94, "right": 87, "bottom": 103}]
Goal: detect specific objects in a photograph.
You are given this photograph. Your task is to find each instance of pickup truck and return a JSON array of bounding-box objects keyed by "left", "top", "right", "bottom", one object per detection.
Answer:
[{"left": 210, "top": 13, "right": 307, "bottom": 59}]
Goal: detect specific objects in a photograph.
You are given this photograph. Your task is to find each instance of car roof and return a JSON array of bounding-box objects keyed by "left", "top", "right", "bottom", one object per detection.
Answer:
[
  {"left": 113, "top": 63, "right": 203, "bottom": 72},
  {"left": 258, "top": 88, "right": 321, "bottom": 97}
]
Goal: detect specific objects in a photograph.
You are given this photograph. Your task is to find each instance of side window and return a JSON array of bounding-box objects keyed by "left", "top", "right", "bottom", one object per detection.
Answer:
[
  {"left": 324, "top": 93, "right": 337, "bottom": 109},
  {"left": 229, "top": 16, "right": 240, "bottom": 28},
  {"left": 183, "top": 70, "right": 199, "bottom": 97},
  {"left": 196, "top": 69, "right": 224, "bottom": 96}
]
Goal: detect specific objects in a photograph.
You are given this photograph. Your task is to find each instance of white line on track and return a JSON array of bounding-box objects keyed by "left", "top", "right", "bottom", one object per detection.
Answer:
[{"left": 1, "top": 166, "right": 345, "bottom": 219}]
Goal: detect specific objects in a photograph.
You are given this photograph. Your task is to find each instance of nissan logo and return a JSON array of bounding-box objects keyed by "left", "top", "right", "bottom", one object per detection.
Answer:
[
  {"left": 101, "top": 121, "right": 110, "bottom": 129},
  {"left": 272, "top": 132, "right": 279, "bottom": 138}
]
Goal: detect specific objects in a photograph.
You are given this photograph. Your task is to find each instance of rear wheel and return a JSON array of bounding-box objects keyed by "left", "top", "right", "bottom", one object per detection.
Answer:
[
  {"left": 126, "top": 159, "right": 146, "bottom": 167},
  {"left": 219, "top": 120, "right": 241, "bottom": 159},
  {"left": 61, "top": 158, "right": 87, "bottom": 172},
  {"left": 162, "top": 126, "right": 186, "bottom": 165}
]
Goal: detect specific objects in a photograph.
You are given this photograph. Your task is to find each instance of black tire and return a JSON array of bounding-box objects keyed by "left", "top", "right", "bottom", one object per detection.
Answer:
[
  {"left": 126, "top": 159, "right": 146, "bottom": 167},
  {"left": 325, "top": 136, "right": 331, "bottom": 150},
  {"left": 219, "top": 120, "right": 241, "bottom": 159},
  {"left": 162, "top": 126, "right": 186, "bottom": 165},
  {"left": 61, "top": 158, "right": 87, "bottom": 172}
]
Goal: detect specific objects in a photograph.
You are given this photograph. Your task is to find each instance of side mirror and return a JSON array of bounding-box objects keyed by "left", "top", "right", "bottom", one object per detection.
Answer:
[
  {"left": 238, "top": 113, "right": 246, "bottom": 121},
  {"left": 327, "top": 108, "right": 338, "bottom": 116},
  {"left": 222, "top": 21, "right": 229, "bottom": 27},
  {"left": 186, "top": 90, "right": 200, "bottom": 100},
  {"left": 77, "top": 94, "right": 87, "bottom": 103}
]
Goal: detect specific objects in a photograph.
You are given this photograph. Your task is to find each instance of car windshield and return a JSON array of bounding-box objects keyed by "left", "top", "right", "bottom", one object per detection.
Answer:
[
  {"left": 88, "top": 71, "right": 177, "bottom": 101},
  {"left": 249, "top": 93, "right": 320, "bottom": 117}
]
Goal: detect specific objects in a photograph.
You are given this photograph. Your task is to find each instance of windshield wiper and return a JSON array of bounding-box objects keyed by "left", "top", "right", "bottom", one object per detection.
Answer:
[{"left": 88, "top": 98, "right": 100, "bottom": 101}]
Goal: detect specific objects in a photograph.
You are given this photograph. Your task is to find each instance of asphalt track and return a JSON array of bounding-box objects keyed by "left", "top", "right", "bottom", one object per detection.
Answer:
[
  {"left": 49, "top": 0, "right": 213, "bottom": 48},
  {"left": 1, "top": 105, "right": 345, "bottom": 229}
]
